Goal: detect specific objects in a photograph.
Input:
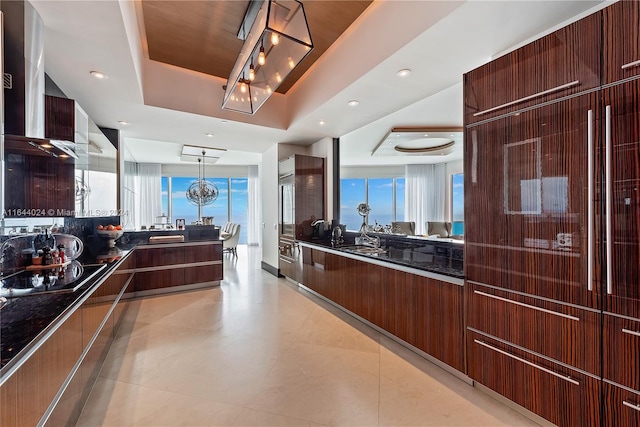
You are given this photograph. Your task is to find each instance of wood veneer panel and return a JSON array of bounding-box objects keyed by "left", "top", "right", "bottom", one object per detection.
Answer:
[
  {"left": 468, "top": 283, "right": 600, "bottom": 376},
  {"left": 468, "top": 331, "right": 600, "bottom": 427},
  {"left": 183, "top": 243, "right": 223, "bottom": 263},
  {"left": 134, "top": 268, "right": 185, "bottom": 292},
  {"left": 44, "top": 95, "right": 75, "bottom": 142},
  {"left": 0, "top": 309, "right": 84, "bottom": 426},
  {"left": 601, "top": 81, "right": 640, "bottom": 319},
  {"left": 184, "top": 264, "right": 222, "bottom": 284},
  {"left": 383, "top": 269, "right": 416, "bottom": 346},
  {"left": 135, "top": 246, "right": 184, "bottom": 268},
  {"left": 416, "top": 277, "right": 464, "bottom": 371},
  {"left": 603, "top": 314, "right": 640, "bottom": 391},
  {"left": 326, "top": 252, "right": 346, "bottom": 306},
  {"left": 4, "top": 154, "right": 75, "bottom": 215},
  {"left": 464, "top": 92, "right": 599, "bottom": 308},
  {"left": 294, "top": 155, "right": 325, "bottom": 240},
  {"left": 602, "top": 0, "right": 640, "bottom": 85},
  {"left": 365, "top": 263, "right": 385, "bottom": 329},
  {"left": 603, "top": 382, "right": 640, "bottom": 427},
  {"left": 464, "top": 12, "right": 601, "bottom": 124}
]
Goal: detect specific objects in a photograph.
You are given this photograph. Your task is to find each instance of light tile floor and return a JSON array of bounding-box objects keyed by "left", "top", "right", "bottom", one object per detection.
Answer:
[{"left": 77, "top": 245, "right": 540, "bottom": 427}]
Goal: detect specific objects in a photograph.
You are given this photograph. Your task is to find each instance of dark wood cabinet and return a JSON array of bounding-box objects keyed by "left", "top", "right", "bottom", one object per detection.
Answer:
[
  {"left": 383, "top": 269, "right": 416, "bottom": 346},
  {"left": 600, "top": 80, "right": 640, "bottom": 320},
  {"left": 279, "top": 155, "right": 325, "bottom": 278},
  {"left": 416, "top": 277, "right": 464, "bottom": 371},
  {"left": 300, "top": 244, "right": 463, "bottom": 370},
  {"left": 133, "top": 242, "right": 222, "bottom": 293},
  {"left": 464, "top": 11, "right": 601, "bottom": 124},
  {"left": 463, "top": 2, "right": 640, "bottom": 423},
  {"left": 44, "top": 95, "right": 75, "bottom": 141},
  {"left": 603, "top": 313, "right": 640, "bottom": 392},
  {"left": 4, "top": 137, "right": 75, "bottom": 216},
  {"left": 465, "top": 92, "right": 599, "bottom": 309},
  {"left": 602, "top": 0, "right": 640, "bottom": 85},
  {"left": 603, "top": 382, "right": 640, "bottom": 427},
  {"left": 468, "top": 283, "right": 600, "bottom": 376},
  {"left": 468, "top": 330, "right": 600, "bottom": 427}
]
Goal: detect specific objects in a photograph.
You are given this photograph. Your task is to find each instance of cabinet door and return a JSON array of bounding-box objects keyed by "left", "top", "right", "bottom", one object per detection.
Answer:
[
  {"left": 602, "top": 80, "right": 640, "bottom": 318},
  {"left": 135, "top": 246, "right": 184, "bottom": 268},
  {"left": 464, "top": 12, "right": 601, "bottom": 124},
  {"left": 45, "top": 95, "right": 75, "bottom": 141},
  {"left": 468, "top": 282, "right": 600, "bottom": 376},
  {"left": 465, "top": 92, "right": 599, "bottom": 308},
  {"left": 602, "top": 0, "right": 640, "bottom": 85},
  {"left": 4, "top": 153, "right": 75, "bottom": 214},
  {"left": 603, "top": 313, "right": 640, "bottom": 391},
  {"left": 293, "top": 155, "right": 325, "bottom": 240},
  {"left": 603, "top": 382, "right": 640, "bottom": 427},
  {"left": 183, "top": 243, "right": 222, "bottom": 263},
  {"left": 468, "top": 330, "right": 600, "bottom": 427},
  {"left": 383, "top": 269, "right": 416, "bottom": 346},
  {"left": 415, "top": 277, "right": 464, "bottom": 371}
]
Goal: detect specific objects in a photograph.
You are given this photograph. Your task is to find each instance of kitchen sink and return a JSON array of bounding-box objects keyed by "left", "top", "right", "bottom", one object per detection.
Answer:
[{"left": 338, "top": 245, "right": 387, "bottom": 255}]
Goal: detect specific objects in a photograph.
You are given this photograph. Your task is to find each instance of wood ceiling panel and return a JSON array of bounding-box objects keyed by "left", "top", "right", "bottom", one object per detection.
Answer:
[
  {"left": 142, "top": 0, "right": 250, "bottom": 80},
  {"left": 142, "top": 0, "right": 373, "bottom": 94}
]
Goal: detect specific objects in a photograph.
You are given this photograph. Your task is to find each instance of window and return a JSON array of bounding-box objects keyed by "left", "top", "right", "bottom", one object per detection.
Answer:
[
  {"left": 230, "top": 178, "right": 248, "bottom": 244},
  {"left": 340, "top": 179, "right": 366, "bottom": 231},
  {"left": 451, "top": 173, "right": 464, "bottom": 235},
  {"left": 161, "top": 176, "right": 248, "bottom": 244},
  {"left": 340, "top": 177, "right": 405, "bottom": 231},
  {"left": 367, "top": 178, "right": 393, "bottom": 227}
]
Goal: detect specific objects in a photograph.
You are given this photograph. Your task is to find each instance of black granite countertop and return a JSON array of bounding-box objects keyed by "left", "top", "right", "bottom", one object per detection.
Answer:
[
  {"left": 299, "top": 233, "right": 464, "bottom": 279},
  {"left": 0, "top": 250, "right": 133, "bottom": 375}
]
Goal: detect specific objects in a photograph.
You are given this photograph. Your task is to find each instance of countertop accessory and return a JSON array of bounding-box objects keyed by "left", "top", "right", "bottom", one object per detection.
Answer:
[
  {"left": 26, "top": 260, "right": 71, "bottom": 271},
  {"left": 96, "top": 229, "right": 124, "bottom": 248},
  {"left": 148, "top": 235, "right": 185, "bottom": 244}
]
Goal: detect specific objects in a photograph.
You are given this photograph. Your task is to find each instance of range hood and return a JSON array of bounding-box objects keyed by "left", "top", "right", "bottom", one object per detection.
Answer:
[{"left": 2, "top": 0, "right": 46, "bottom": 139}]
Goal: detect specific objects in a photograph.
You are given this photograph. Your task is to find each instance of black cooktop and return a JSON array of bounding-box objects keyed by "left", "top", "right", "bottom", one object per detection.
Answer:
[{"left": 0, "top": 262, "right": 106, "bottom": 298}]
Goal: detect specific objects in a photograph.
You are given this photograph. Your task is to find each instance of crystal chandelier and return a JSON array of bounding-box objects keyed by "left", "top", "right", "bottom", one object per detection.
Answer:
[{"left": 185, "top": 150, "right": 219, "bottom": 223}]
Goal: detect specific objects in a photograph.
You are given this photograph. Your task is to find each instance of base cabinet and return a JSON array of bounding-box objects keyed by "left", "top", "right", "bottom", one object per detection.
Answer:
[
  {"left": 300, "top": 245, "right": 464, "bottom": 371},
  {"left": 603, "top": 382, "right": 640, "bottom": 427},
  {"left": 468, "top": 331, "right": 600, "bottom": 427},
  {"left": 133, "top": 242, "right": 222, "bottom": 293},
  {"left": 416, "top": 277, "right": 464, "bottom": 372}
]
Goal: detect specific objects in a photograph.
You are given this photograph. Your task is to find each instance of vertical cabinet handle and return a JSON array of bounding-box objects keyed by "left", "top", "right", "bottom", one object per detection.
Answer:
[
  {"left": 587, "top": 110, "right": 594, "bottom": 291},
  {"left": 605, "top": 106, "right": 613, "bottom": 295}
]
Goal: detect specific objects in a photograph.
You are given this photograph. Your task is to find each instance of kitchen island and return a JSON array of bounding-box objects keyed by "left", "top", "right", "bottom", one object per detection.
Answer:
[{"left": 0, "top": 233, "right": 222, "bottom": 427}]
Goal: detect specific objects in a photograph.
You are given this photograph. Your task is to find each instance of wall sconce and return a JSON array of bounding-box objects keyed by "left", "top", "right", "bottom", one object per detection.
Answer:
[{"left": 222, "top": 0, "right": 313, "bottom": 114}]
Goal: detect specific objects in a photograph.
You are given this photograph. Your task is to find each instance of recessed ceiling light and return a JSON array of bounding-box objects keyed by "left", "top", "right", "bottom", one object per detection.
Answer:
[
  {"left": 206, "top": 133, "right": 214, "bottom": 137},
  {"left": 347, "top": 100, "right": 359, "bottom": 107},
  {"left": 90, "top": 71, "right": 108, "bottom": 79},
  {"left": 396, "top": 69, "right": 412, "bottom": 78},
  {"left": 221, "top": 120, "right": 228, "bottom": 124},
  {"left": 319, "top": 120, "right": 326, "bottom": 125},
  {"left": 118, "top": 121, "right": 129, "bottom": 125}
]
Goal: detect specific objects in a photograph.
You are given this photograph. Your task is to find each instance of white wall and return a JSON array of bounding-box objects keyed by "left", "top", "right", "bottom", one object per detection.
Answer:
[
  {"left": 161, "top": 164, "right": 249, "bottom": 177},
  {"left": 261, "top": 144, "right": 280, "bottom": 271}
]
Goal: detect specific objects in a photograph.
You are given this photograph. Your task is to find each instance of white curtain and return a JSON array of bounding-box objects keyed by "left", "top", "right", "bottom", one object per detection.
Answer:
[
  {"left": 405, "top": 164, "right": 447, "bottom": 235},
  {"left": 138, "top": 163, "right": 162, "bottom": 228},
  {"left": 123, "top": 161, "right": 138, "bottom": 230},
  {"left": 247, "top": 165, "right": 261, "bottom": 246}
]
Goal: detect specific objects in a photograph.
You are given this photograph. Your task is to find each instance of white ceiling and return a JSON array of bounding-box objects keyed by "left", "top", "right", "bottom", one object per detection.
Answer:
[{"left": 30, "top": 0, "right": 609, "bottom": 167}]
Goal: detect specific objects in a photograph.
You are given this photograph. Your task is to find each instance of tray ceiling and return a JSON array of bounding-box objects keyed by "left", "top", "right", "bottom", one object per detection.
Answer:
[{"left": 141, "top": 0, "right": 373, "bottom": 94}]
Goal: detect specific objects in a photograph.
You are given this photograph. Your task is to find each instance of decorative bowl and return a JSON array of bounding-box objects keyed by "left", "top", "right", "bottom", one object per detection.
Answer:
[{"left": 96, "top": 229, "right": 124, "bottom": 247}]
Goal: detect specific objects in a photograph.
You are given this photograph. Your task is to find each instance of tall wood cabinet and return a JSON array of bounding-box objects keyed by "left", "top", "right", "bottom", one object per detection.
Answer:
[
  {"left": 278, "top": 155, "right": 325, "bottom": 279},
  {"left": 464, "top": 1, "right": 640, "bottom": 425}
]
